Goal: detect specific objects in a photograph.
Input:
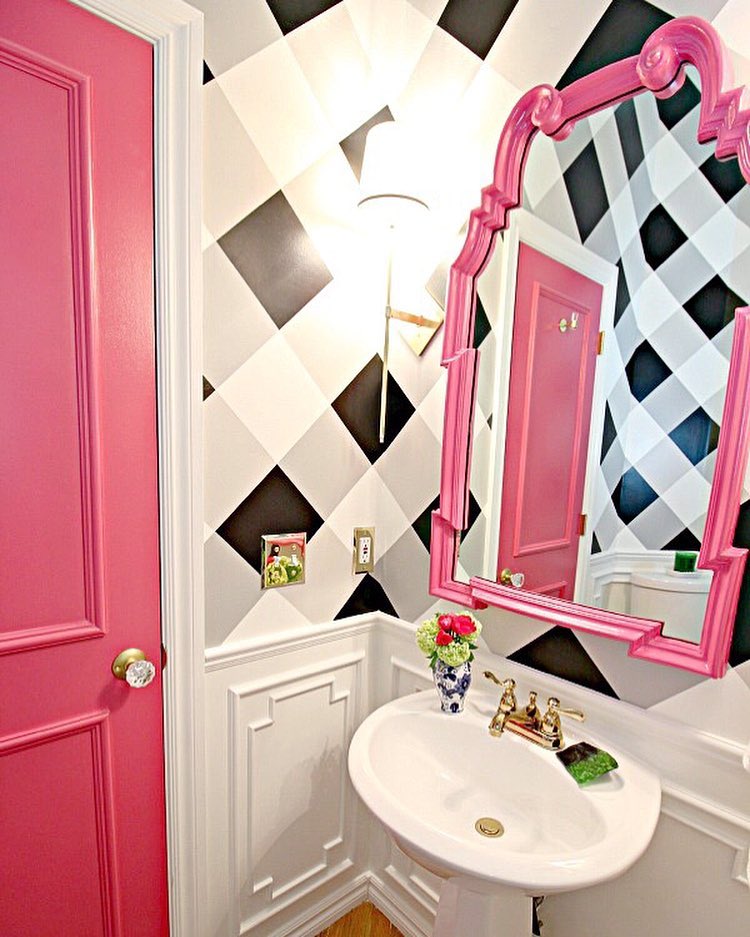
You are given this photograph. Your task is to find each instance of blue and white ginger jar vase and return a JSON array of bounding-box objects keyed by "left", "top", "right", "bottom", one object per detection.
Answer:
[{"left": 433, "top": 659, "right": 472, "bottom": 713}]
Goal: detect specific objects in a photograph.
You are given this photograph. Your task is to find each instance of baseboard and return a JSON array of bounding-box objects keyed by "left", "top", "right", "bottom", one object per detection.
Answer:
[
  {"left": 273, "top": 873, "right": 370, "bottom": 937},
  {"left": 367, "top": 872, "right": 433, "bottom": 937}
]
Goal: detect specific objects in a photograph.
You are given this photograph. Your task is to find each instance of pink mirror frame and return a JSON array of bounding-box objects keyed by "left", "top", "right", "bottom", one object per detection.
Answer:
[{"left": 430, "top": 16, "right": 750, "bottom": 678}]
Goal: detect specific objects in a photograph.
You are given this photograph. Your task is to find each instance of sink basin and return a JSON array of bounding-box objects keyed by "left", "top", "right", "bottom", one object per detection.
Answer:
[{"left": 348, "top": 689, "right": 661, "bottom": 897}]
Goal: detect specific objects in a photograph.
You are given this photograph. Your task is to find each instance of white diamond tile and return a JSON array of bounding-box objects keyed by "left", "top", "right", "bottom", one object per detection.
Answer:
[
  {"left": 673, "top": 340, "right": 730, "bottom": 405},
  {"left": 280, "top": 408, "right": 371, "bottom": 518},
  {"left": 218, "top": 39, "right": 335, "bottom": 188},
  {"left": 375, "top": 414, "right": 441, "bottom": 521},
  {"left": 204, "top": 534, "right": 262, "bottom": 649},
  {"left": 326, "top": 466, "right": 411, "bottom": 556},
  {"left": 486, "top": 0, "right": 611, "bottom": 90},
  {"left": 203, "top": 82, "right": 278, "bottom": 240},
  {"left": 220, "top": 333, "right": 329, "bottom": 462},
  {"left": 203, "top": 393, "right": 275, "bottom": 530},
  {"left": 191, "top": 0, "right": 282, "bottom": 77},
  {"left": 224, "top": 587, "right": 310, "bottom": 646},
  {"left": 288, "top": 4, "right": 381, "bottom": 140},
  {"left": 396, "top": 25, "right": 480, "bottom": 130},
  {"left": 279, "top": 524, "right": 361, "bottom": 622},
  {"left": 203, "top": 243, "right": 278, "bottom": 389},
  {"left": 282, "top": 278, "right": 381, "bottom": 403},
  {"left": 346, "top": 0, "right": 435, "bottom": 103}
]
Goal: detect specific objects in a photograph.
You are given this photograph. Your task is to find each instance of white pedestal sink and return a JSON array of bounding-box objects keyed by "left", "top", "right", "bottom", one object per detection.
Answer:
[{"left": 348, "top": 690, "right": 661, "bottom": 936}]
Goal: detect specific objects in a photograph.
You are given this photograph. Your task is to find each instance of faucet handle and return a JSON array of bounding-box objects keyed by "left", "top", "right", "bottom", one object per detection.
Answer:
[
  {"left": 484, "top": 671, "right": 514, "bottom": 688},
  {"left": 540, "top": 697, "right": 585, "bottom": 748},
  {"left": 547, "top": 697, "right": 585, "bottom": 722}
]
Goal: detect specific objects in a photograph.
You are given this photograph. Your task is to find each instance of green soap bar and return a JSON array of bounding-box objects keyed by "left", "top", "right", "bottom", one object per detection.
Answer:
[
  {"left": 674, "top": 550, "right": 698, "bottom": 572},
  {"left": 556, "top": 741, "right": 618, "bottom": 785}
]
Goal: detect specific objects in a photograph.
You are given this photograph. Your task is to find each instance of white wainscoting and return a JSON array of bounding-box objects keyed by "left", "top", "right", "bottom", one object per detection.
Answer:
[{"left": 203, "top": 613, "right": 750, "bottom": 937}]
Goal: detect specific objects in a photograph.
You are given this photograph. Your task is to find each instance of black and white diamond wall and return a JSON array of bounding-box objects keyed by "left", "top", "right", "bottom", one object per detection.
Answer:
[{"left": 196, "top": 0, "right": 750, "bottom": 714}]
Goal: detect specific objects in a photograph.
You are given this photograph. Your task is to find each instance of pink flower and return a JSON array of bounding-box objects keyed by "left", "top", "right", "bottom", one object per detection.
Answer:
[
  {"left": 453, "top": 615, "right": 476, "bottom": 636},
  {"left": 435, "top": 629, "right": 453, "bottom": 646},
  {"left": 437, "top": 614, "right": 455, "bottom": 631}
]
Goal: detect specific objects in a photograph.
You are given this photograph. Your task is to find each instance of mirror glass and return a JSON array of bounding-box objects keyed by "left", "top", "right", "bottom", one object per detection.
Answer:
[{"left": 456, "top": 67, "right": 749, "bottom": 645}]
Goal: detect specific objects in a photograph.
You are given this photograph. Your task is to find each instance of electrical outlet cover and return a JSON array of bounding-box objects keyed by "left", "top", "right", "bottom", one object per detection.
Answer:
[
  {"left": 353, "top": 527, "right": 375, "bottom": 574},
  {"left": 261, "top": 533, "right": 306, "bottom": 588}
]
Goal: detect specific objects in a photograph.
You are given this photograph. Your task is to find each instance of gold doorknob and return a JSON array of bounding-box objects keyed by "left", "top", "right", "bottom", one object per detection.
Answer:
[
  {"left": 500, "top": 568, "right": 525, "bottom": 589},
  {"left": 112, "top": 648, "right": 156, "bottom": 688}
]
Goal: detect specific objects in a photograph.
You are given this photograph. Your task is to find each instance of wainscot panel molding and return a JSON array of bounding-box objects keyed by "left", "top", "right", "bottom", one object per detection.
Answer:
[{"left": 204, "top": 614, "right": 750, "bottom": 937}]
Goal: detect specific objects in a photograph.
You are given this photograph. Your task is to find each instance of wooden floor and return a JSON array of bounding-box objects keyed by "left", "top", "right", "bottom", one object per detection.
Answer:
[{"left": 316, "top": 902, "right": 405, "bottom": 937}]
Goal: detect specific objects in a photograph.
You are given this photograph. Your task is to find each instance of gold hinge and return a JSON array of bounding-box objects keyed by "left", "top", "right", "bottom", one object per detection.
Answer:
[
  {"left": 578, "top": 514, "right": 588, "bottom": 536},
  {"left": 597, "top": 331, "right": 605, "bottom": 355}
]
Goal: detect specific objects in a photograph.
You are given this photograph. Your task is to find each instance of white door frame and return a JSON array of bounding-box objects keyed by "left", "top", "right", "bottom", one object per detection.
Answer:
[
  {"left": 484, "top": 208, "right": 619, "bottom": 602},
  {"left": 69, "top": 2, "right": 205, "bottom": 935}
]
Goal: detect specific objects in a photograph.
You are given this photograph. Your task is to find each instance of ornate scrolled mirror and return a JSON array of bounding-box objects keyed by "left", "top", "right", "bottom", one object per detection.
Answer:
[{"left": 430, "top": 16, "right": 750, "bottom": 677}]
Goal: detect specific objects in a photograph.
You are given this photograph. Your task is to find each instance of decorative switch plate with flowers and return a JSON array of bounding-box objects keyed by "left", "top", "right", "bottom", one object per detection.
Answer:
[{"left": 261, "top": 533, "right": 306, "bottom": 589}]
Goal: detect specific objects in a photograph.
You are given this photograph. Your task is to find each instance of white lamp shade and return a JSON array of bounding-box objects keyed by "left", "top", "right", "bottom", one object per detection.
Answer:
[{"left": 358, "top": 122, "right": 430, "bottom": 227}]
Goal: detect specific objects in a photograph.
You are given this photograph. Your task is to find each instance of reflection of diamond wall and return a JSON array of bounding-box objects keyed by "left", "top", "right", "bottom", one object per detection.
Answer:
[
  {"left": 524, "top": 84, "right": 749, "bottom": 555},
  {"left": 198, "top": 0, "right": 750, "bottom": 702}
]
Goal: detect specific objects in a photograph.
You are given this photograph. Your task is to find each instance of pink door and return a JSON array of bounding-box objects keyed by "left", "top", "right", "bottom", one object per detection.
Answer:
[
  {"left": 497, "top": 243, "right": 603, "bottom": 599},
  {"left": 0, "top": 2, "right": 168, "bottom": 935}
]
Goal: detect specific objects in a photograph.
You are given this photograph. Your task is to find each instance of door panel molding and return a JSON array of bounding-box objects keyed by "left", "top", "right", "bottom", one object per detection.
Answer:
[
  {"left": 0, "top": 711, "right": 121, "bottom": 935},
  {"left": 67, "top": 3, "right": 205, "bottom": 936},
  {"left": 0, "top": 39, "right": 105, "bottom": 652}
]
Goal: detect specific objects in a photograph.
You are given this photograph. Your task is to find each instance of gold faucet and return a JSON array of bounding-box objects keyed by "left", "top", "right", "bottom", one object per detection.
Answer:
[{"left": 484, "top": 673, "right": 585, "bottom": 749}]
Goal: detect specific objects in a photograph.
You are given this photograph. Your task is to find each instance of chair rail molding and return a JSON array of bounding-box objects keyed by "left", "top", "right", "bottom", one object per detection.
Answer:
[{"left": 68, "top": 2, "right": 206, "bottom": 936}]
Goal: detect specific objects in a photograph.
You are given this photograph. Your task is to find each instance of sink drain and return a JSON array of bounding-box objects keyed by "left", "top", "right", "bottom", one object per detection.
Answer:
[{"left": 475, "top": 817, "right": 504, "bottom": 838}]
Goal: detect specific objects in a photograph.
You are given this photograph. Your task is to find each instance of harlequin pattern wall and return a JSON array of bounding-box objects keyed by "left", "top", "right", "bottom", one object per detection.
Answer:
[{"left": 198, "top": 0, "right": 750, "bottom": 711}]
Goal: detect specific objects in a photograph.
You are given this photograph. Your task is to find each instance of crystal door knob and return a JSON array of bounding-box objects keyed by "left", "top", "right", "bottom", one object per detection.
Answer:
[
  {"left": 500, "top": 568, "right": 525, "bottom": 589},
  {"left": 112, "top": 648, "right": 156, "bottom": 688}
]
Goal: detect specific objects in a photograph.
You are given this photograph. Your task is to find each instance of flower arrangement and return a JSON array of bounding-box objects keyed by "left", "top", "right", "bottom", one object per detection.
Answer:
[{"left": 416, "top": 611, "right": 482, "bottom": 670}]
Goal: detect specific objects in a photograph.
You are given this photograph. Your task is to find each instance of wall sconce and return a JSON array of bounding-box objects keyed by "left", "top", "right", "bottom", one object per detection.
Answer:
[{"left": 358, "top": 122, "right": 443, "bottom": 443}]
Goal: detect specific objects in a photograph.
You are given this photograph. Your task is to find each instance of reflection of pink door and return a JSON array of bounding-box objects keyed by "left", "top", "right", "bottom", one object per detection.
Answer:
[
  {"left": 0, "top": 2, "right": 168, "bottom": 934},
  {"left": 498, "top": 243, "right": 603, "bottom": 599}
]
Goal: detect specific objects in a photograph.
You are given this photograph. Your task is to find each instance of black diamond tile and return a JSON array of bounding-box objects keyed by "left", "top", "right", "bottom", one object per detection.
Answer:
[
  {"left": 563, "top": 139, "right": 609, "bottom": 244},
  {"left": 640, "top": 204, "right": 688, "bottom": 270},
  {"left": 613, "top": 466, "right": 659, "bottom": 524},
  {"left": 266, "top": 0, "right": 342, "bottom": 35},
  {"left": 216, "top": 466, "right": 323, "bottom": 572},
  {"left": 730, "top": 500, "right": 750, "bottom": 667},
  {"left": 437, "top": 0, "right": 519, "bottom": 60},
  {"left": 218, "top": 191, "right": 332, "bottom": 330},
  {"left": 203, "top": 60, "right": 215, "bottom": 84},
  {"left": 662, "top": 528, "right": 701, "bottom": 553},
  {"left": 626, "top": 340, "right": 671, "bottom": 402},
  {"left": 508, "top": 626, "right": 619, "bottom": 698},
  {"left": 669, "top": 407, "right": 719, "bottom": 466},
  {"left": 614, "top": 99, "right": 645, "bottom": 179},
  {"left": 656, "top": 73, "right": 701, "bottom": 131},
  {"left": 334, "top": 573, "right": 398, "bottom": 619},
  {"left": 413, "top": 495, "right": 440, "bottom": 551},
  {"left": 474, "top": 295, "right": 491, "bottom": 347},
  {"left": 557, "top": 0, "right": 670, "bottom": 90},
  {"left": 700, "top": 154, "right": 746, "bottom": 203},
  {"left": 600, "top": 402, "right": 617, "bottom": 461},
  {"left": 683, "top": 274, "right": 746, "bottom": 340},
  {"left": 340, "top": 107, "right": 394, "bottom": 181},
  {"left": 613, "top": 259, "right": 631, "bottom": 326},
  {"left": 458, "top": 491, "right": 482, "bottom": 544},
  {"left": 332, "top": 355, "right": 416, "bottom": 463},
  {"left": 203, "top": 376, "right": 215, "bottom": 400}
]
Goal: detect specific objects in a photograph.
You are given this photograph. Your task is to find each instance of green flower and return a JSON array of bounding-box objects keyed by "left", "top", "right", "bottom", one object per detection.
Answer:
[
  {"left": 265, "top": 564, "right": 288, "bottom": 587},
  {"left": 415, "top": 617, "right": 440, "bottom": 656},
  {"left": 436, "top": 641, "right": 471, "bottom": 667}
]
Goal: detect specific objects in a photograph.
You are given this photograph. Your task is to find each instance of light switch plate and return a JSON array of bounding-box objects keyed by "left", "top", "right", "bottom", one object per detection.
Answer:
[
  {"left": 353, "top": 527, "right": 375, "bottom": 574},
  {"left": 261, "top": 532, "right": 306, "bottom": 588}
]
